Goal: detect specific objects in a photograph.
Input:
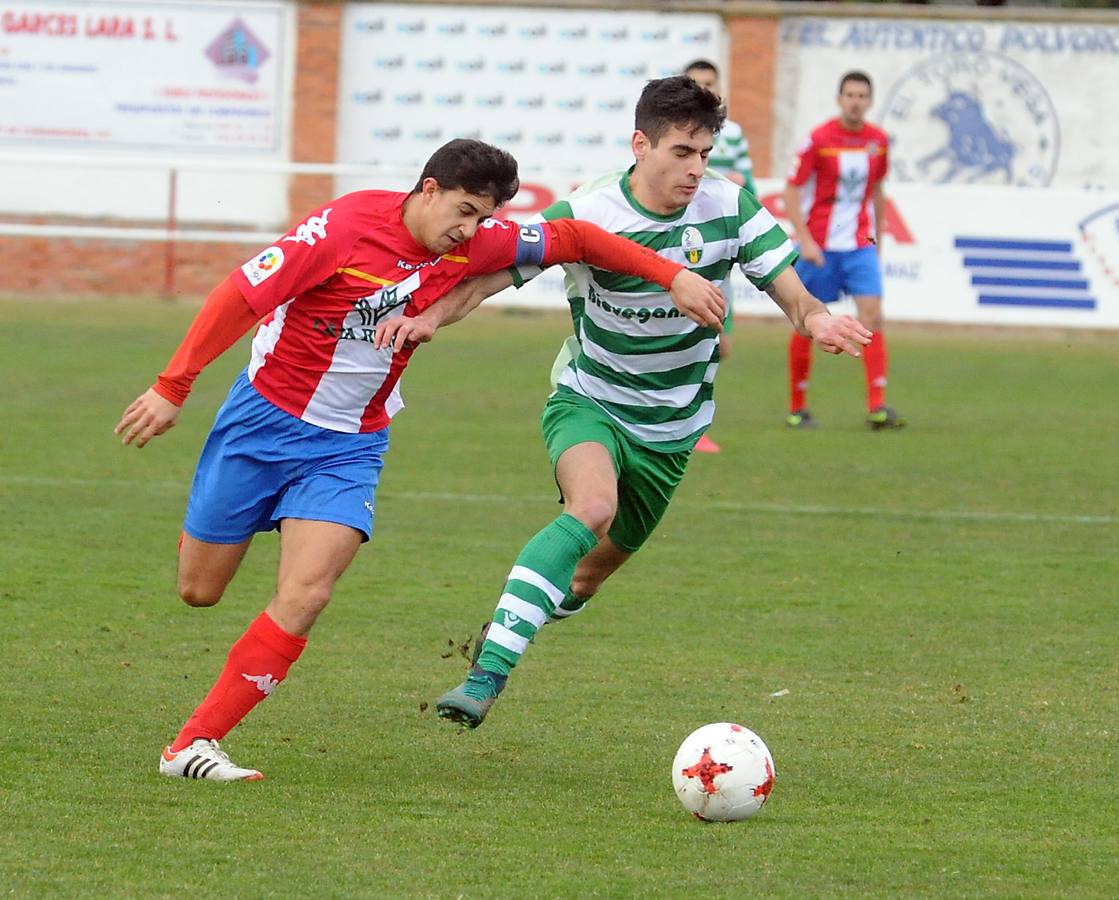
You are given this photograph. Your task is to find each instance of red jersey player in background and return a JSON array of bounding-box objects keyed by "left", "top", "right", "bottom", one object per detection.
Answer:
[
  {"left": 784, "top": 71, "right": 906, "bottom": 430},
  {"left": 115, "top": 139, "right": 724, "bottom": 782}
]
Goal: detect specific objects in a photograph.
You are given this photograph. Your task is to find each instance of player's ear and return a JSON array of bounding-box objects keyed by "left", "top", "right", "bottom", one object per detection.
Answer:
[
  {"left": 420, "top": 177, "right": 442, "bottom": 199},
  {"left": 632, "top": 130, "right": 648, "bottom": 161}
]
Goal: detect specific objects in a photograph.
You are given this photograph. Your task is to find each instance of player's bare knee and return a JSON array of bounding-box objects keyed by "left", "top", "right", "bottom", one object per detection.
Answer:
[
  {"left": 275, "top": 577, "right": 335, "bottom": 617},
  {"left": 567, "top": 496, "right": 617, "bottom": 538},
  {"left": 177, "top": 577, "right": 224, "bottom": 608}
]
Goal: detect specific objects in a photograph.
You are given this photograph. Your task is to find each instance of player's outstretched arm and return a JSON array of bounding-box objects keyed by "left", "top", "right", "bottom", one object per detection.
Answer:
[
  {"left": 115, "top": 277, "right": 260, "bottom": 448},
  {"left": 764, "top": 267, "right": 871, "bottom": 357},
  {"left": 540, "top": 219, "right": 723, "bottom": 329},
  {"left": 373, "top": 271, "right": 514, "bottom": 353}
]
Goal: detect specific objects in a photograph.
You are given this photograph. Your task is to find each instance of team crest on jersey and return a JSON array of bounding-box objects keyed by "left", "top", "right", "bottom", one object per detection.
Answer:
[
  {"left": 241, "top": 245, "right": 284, "bottom": 286},
  {"left": 681, "top": 226, "right": 704, "bottom": 265}
]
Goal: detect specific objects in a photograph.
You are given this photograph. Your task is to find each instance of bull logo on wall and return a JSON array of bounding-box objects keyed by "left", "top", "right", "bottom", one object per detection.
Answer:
[{"left": 882, "top": 52, "right": 1058, "bottom": 187}]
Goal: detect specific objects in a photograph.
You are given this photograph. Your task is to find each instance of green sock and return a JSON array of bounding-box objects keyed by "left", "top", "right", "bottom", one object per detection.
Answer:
[{"left": 477, "top": 513, "right": 597, "bottom": 675}]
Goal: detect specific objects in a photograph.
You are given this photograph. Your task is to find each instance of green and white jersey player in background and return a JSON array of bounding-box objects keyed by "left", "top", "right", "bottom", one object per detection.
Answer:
[
  {"left": 376, "top": 76, "right": 872, "bottom": 729},
  {"left": 684, "top": 58, "right": 756, "bottom": 451},
  {"left": 683, "top": 59, "right": 756, "bottom": 195}
]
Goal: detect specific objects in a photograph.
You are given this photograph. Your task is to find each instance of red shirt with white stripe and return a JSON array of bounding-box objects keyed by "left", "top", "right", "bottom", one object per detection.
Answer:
[
  {"left": 203, "top": 190, "right": 681, "bottom": 434},
  {"left": 787, "top": 119, "right": 889, "bottom": 252}
]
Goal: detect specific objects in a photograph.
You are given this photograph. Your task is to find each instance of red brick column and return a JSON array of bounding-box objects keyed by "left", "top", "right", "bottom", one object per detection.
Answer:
[
  {"left": 288, "top": 3, "right": 343, "bottom": 218},
  {"left": 726, "top": 15, "right": 779, "bottom": 178}
]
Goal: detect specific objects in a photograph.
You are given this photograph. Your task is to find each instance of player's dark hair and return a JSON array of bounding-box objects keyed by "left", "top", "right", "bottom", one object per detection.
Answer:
[
  {"left": 683, "top": 59, "right": 719, "bottom": 77},
  {"left": 412, "top": 138, "right": 520, "bottom": 206},
  {"left": 635, "top": 75, "right": 725, "bottom": 146},
  {"left": 839, "top": 70, "right": 873, "bottom": 94}
]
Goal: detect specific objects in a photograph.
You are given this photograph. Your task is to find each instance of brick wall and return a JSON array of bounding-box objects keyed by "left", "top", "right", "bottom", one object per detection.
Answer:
[
  {"left": 726, "top": 14, "right": 779, "bottom": 180},
  {"left": 289, "top": 3, "right": 342, "bottom": 217},
  {"left": 0, "top": 233, "right": 222, "bottom": 298}
]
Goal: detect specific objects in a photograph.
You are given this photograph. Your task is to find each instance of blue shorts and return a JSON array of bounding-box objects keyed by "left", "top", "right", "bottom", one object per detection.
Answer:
[
  {"left": 184, "top": 371, "right": 389, "bottom": 544},
  {"left": 794, "top": 246, "right": 882, "bottom": 303}
]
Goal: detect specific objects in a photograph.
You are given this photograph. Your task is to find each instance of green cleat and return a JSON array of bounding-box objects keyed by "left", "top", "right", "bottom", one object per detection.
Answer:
[
  {"left": 866, "top": 405, "right": 907, "bottom": 430},
  {"left": 436, "top": 665, "right": 507, "bottom": 729},
  {"left": 785, "top": 409, "right": 817, "bottom": 429}
]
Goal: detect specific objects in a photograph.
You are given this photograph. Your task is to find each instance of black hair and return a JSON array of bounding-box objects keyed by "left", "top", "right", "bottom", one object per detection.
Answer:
[
  {"left": 634, "top": 75, "right": 726, "bottom": 146},
  {"left": 411, "top": 138, "right": 520, "bottom": 206},
  {"left": 839, "top": 70, "right": 873, "bottom": 94},
  {"left": 683, "top": 59, "right": 719, "bottom": 77}
]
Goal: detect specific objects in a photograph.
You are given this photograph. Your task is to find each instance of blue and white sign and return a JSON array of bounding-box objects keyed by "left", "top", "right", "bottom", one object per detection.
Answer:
[
  {"left": 775, "top": 18, "right": 1119, "bottom": 191},
  {"left": 954, "top": 236, "right": 1094, "bottom": 310},
  {"left": 883, "top": 53, "right": 1058, "bottom": 188}
]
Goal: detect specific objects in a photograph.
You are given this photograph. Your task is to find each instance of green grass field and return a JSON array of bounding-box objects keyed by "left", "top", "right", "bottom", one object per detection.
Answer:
[{"left": 1, "top": 297, "right": 1116, "bottom": 897}]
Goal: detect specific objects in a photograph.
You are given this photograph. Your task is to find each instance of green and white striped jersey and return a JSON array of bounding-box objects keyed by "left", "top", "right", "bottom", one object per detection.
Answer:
[
  {"left": 513, "top": 167, "right": 796, "bottom": 453},
  {"left": 708, "top": 119, "right": 755, "bottom": 194}
]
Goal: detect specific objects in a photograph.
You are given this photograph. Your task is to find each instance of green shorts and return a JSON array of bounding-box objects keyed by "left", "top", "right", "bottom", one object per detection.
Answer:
[{"left": 541, "top": 390, "right": 690, "bottom": 553}]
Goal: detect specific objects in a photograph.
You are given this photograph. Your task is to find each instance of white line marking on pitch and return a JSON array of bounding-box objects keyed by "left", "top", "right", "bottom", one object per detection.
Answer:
[{"left": 6, "top": 476, "right": 1113, "bottom": 526}]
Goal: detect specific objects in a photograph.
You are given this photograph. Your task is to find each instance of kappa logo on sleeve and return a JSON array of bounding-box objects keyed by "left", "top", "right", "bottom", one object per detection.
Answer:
[
  {"left": 241, "top": 246, "right": 285, "bottom": 286},
  {"left": 283, "top": 208, "right": 333, "bottom": 247}
]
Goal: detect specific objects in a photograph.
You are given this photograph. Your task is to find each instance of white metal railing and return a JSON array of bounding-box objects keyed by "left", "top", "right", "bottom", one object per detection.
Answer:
[
  {"left": 0, "top": 154, "right": 418, "bottom": 297},
  {"left": 0, "top": 151, "right": 581, "bottom": 296},
  {"left": 0, "top": 152, "right": 581, "bottom": 241},
  {"left": 0, "top": 153, "right": 416, "bottom": 243}
]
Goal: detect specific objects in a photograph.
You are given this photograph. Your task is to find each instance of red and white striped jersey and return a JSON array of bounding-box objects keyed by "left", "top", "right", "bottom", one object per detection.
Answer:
[
  {"left": 231, "top": 190, "right": 547, "bottom": 433},
  {"left": 788, "top": 118, "right": 889, "bottom": 251}
]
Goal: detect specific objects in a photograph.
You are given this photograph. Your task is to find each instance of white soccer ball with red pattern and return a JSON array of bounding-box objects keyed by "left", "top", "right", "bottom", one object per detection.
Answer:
[{"left": 672, "top": 722, "right": 776, "bottom": 821}]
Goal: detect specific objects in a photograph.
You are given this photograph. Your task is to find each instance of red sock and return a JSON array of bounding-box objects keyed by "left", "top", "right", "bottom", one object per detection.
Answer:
[
  {"left": 789, "top": 331, "right": 813, "bottom": 412},
  {"left": 862, "top": 331, "right": 888, "bottom": 410},
  {"left": 170, "top": 612, "right": 307, "bottom": 752}
]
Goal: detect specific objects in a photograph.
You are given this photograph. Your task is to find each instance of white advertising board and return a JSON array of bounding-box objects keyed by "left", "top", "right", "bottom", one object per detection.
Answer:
[
  {"left": 0, "top": 1, "right": 289, "bottom": 151},
  {"left": 336, "top": 3, "right": 725, "bottom": 183},
  {"left": 496, "top": 176, "right": 1119, "bottom": 330},
  {"left": 0, "top": 0, "right": 292, "bottom": 222},
  {"left": 774, "top": 17, "right": 1119, "bottom": 191}
]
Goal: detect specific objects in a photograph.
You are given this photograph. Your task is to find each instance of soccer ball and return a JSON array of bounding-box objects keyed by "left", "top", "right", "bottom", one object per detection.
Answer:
[{"left": 672, "top": 722, "right": 776, "bottom": 821}]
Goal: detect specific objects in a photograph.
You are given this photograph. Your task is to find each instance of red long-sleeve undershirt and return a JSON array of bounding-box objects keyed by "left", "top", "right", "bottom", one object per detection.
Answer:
[
  {"left": 150, "top": 219, "right": 685, "bottom": 406},
  {"left": 151, "top": 277, "right": 259, "bottom": 406},
  {"left": 541, "top": 217, "right": 684, "bottom": 287}
]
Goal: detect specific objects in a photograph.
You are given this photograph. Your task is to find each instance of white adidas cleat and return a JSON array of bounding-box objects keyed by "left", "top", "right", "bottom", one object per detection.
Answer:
[{"left": 159, "top": 739, "right": 264, "bottom": 782}]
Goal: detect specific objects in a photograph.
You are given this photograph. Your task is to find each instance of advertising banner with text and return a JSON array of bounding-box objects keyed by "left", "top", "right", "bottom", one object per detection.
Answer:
[
  {"left": 774, "top": 17, "right": 1119, "bottom": 191},
  {"left": 0, "top": 0, "right": 292, "bottom": 222},
  {"left": 336, "top": 3, "right": 724, "bottom": 179}
]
